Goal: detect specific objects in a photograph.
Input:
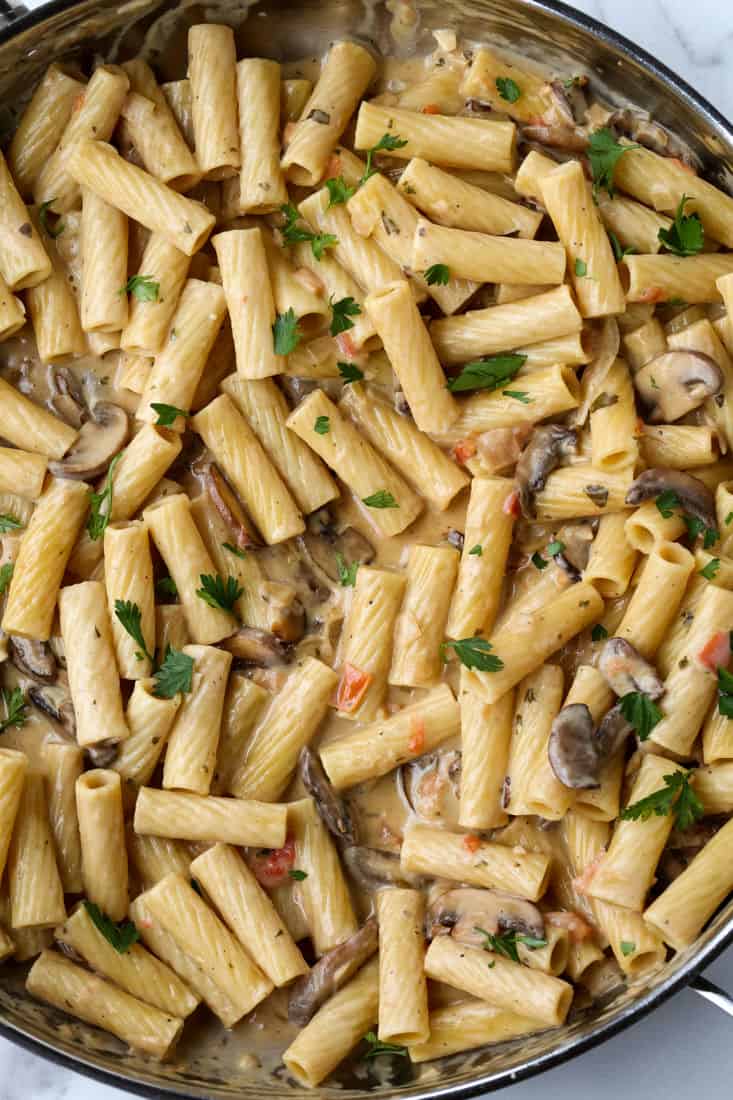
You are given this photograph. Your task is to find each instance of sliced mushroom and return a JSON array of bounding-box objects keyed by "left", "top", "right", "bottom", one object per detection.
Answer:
[
  {"left": 634, "top": 351, "right": 723, "bottom": 423},
  {"left": 595, "top": 702, "right": 634, "bottom": 758},
  {"left": 342, "top": 846, "right": 423, "bottom": 891},
  {"left": 599, "top": 637, "right": 664, "bottom": 699},
  {"left": 427, "top": 887, "right": 545, "bottom": 943},
  {"left": 48, "top": 365, "right": 87, "bottom": 429},
  {"left": 626, "top": 468, "right": 717, "bottom": 533},
  {"left": 48, "top": 402, "right": 129, "bottom": 480},
  {"left": 299, "top": 746, "right": 358, "bottom": 846},
  {"left": 300, "top": 526, "right": 375, "bottom": 583},
  {"left": 516, "top": 425, "right": 578, "bottom": 518},
  {"left": 548, "top": 704, "right": 601, "bottom": 789},
  {"left": 28, "top": 684, "right": 76, "bottom": 738},
  {"left": 9, "top": 637, "right": 56, "bottom": 683},
  {"left": 279, "top": 376, "right": 319, "bottom": 405},
  {"left": 522, "top": 122, "right": 588, "bottom": 153},
  {"left": 201, "top": 461, "right": 261, "bottom": 550},
  {"left": 608, "top": 109, "right": 699, "bottom": 169},
  {"left": 262, "top": 582, "right": 305, "bottom": 643},
  {"left": 221, "top": 627, "right": 294, "bottom": 667},
  {"left": 85, "top": 740, "right": 120, "bottom": 767},
  {"left": 288, "top": 918, "right": 378, "bottom": 1026}
]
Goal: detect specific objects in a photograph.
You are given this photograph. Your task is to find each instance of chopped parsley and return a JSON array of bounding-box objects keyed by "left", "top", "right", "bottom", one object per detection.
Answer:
[
  {"left": 441, "top": 637, "right": 504, "bottom": 672},
  {"left": 469, "top": 544, "right": 483, "bottom": 557},
  {"left": 153, "top": 646, "right": 194, "bottom": 698},
  {"left": 658, "top": 195, "right": 704, "bottom": 257},
  {"left": 288, "top": 869, "right": 308, "bottom": 881},
  {"left": 223, "top": 542, "right": 246, "bottom": 559},
  {"left": 587, "top": 128, "right": 639, "bottom": 199},
  {"left": 195, "top": 574, "right": 243, "bottom": 612},
  {"left": 280, "top": 203, "right": 337, "bottom": 260},
  {"left": 700, "top": 557, "right": 721, "bottom": 580},
  {"left": 83, "top": 901, "right": 139, "bottom": 954},
  {"left": 325, "top": 176, "right": 356, "bottom": 207},
  {"left": 119, "top": 275, "right": 159, "bottom": 302},
  {"left": 155, "top": 575, "right": 178, "bottom": 598},
  {"left": 620, "top": 941, "right": 636, "bottom": 957},
  {"left": 424, "top": 263, "right": 450, "bottom": 286},
  {"left": 272, "top": 308, "right": 302, "bottom": 355},
  {"left": 0, "top": 514, "right": 22, "bottom": 533},
  {"left": 314, "top": 415, "right": 330, "bottom": 435},
  {"left": 621, "top": 769, "right": 703, "bottom": 831},
  {"left": 619, "top": 691, "right": 663, "bottom": 742},
  {"left": 337, "top": 361, "right": 364, "bottom": 384},
  {"left": 608, "top": 231, "right": 636, "bottom": 262},
  {"left": 335, "top": 552, "right": 359, "bottom": 587},
  {"left": 362, "top": 490, "right": 398, "bottom": 509},
  {"left": 330, "top": 296, "right": 361, "bottom": 336},
  {"left": 495, "top": 76, "right": 521, "bottom": 103},
  {"left": 0, "top": 563, "right": 13, "bottom": 595},
  {"left": 447, "top": 353, "right": 526, "bottom": 393},
  {"left": 532, "top": 551, "right": 549, "bottom": 570},
  {"left": 150, "top": 403, "right": 188, "bottom": 427},
  {"left": 114, "top": 599, "right": 154, "bottom": 663},
  {"left": 0, "top": 687, "right": 27, "bottom": 734},
  {"left": 592, "top": 624, "right": 609, "bottom": 642},
  {"left": 362, "top": 1031, "right": 408, "bottom": 1060},
  {"left": 86, "top": 452, "right": 122, "bottom": 541},
  {"left": 502, "top": 389, "right": 531, "bottom": 403},
  {"left": 574, "top": 258, "right": 588, "bottom": 277},
  {"left": 718, "top": 667, "right": 733, "bottom": 718},
  {"left": 361, "top": 133, "right": 408, "bottom": 184},
  {"left": 475, "top": 925, "right": 547, "bottom": 963}
]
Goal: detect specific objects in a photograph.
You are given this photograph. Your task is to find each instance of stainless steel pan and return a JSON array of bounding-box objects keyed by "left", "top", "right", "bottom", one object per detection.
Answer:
[{"left": 0, "top": 0, "right": 732, "bottom": 1094}]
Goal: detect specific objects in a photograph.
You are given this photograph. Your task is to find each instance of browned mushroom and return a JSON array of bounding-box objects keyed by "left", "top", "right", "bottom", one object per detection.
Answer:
[
  {"left": 626, "top": 468, "right": 716, "bottom": 533},
  {"left": 48, "top": 365, "right": 86, "bottom": 429},
  {"left": 548, "top": 704, "right": 601, "bottom": 789},
  {"left": 342, "top": 846, "right": 423, "bottom": 891},
  {"left": 220, "top": 627, "right": 294, "bottom": 667},
  {"left": 595, "top": 702, "right": 634, "bottom": 758},
  {"left": 522, "top": 122, "right": 589, "bottom": 153},
  {"left": 599, "top": 637, "right": 664, "bottom": 699},
  {"left": 288, "top": 919, "right": 378, "bottom": 1026},
  {"left": 634, "top": 351, "right": 723, "bottom": 422},
  {"left": 48, "top": 402, "right": 129, "bottom": 480},
  {"left": 262, "top": 582, "right": 306, "bottom": 643},
  {"left": 608, "top": 109, "right": 700, "bottom": 169},
  {"left": 9, "top": 637, "right": 56, "bottom": 682},
  {"left": 427, "top": 887, "right": 545, "bottom": 943},
  {"left": 300, "top": 526, "right": 375, "bottom": 583},
  {"left": 299, "top": 746, "right": 358, "bottom": 846},
  {"left": 516, "top": 425, "right": 578, "bottom": 518},
  {"left": 201, "top": 461, "right": 261, "bottom": 550},
  {"left": 86, "top": 741, "right": 120, "bottom": 767},
  {"left": 28, "top": 684, "right": 76, "bottom": 738}
]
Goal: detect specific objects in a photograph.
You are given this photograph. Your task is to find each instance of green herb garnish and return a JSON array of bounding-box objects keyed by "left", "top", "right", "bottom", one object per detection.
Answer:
[
  {"left": 195, "top": 574, "right": 243, "bottom": 612},
  {"left": 621, "top": 769, "right": 703, "bottom": 831},
  {"left": 441, "top": 638, "right": 504, "bottom": 672},
  {"left": 83, "top": 901, "right": 139, "bottom": 954},
  {"left": 447, "top": 353, "right": 526, "bottom": 393},
  {"left": 658, "top": 195, "right": 704, "bottom": 257}
]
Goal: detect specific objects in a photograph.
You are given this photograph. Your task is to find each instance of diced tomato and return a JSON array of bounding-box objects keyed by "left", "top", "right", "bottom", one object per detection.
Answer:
[
  {"left": 503, "top": 489, "right": 521, "bottom": 517},
  {"left": 249, "top": 838, "right": 296, "bottom": 888},
  {"left": 462, "top": 833, "right": 481, "bottom": 854},
  {"left": 335, "top": 662, "right": 373, "bottom": 712},
  {"left": 638, "top": 286, "right": 667, "bottom": 304},
  {"left": 421, "top": 103, "right": 441, "bottom": 114},
  {"left": 572, "top": 848, "right": 606, "bottom": 895},
  {"left": 452, "top": 438, "right": 477, "bottom": 464},
  {"left": 407, "top": 716, "right": 426, "bottom": 755},
  {"left": 698, "top": 630, "right": 732, "bottom": 671},
  {"left": 335, "top": 331, "right": 357, "bottom": 360},
  {"left": 545, "top": 910, "right": 595, "bottom": 943}
]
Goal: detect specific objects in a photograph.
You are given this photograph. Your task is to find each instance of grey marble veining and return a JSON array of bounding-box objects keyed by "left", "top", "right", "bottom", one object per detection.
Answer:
[{"left": 3, "top": 0, "right": 733, "bottom": 1097}]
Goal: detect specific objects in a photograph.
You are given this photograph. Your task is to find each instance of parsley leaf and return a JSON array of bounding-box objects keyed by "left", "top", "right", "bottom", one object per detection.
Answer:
[
  {"left": 83, "top": 901, "right": 139, "bottom": 954},
  {"left": 685, "top": 515, "right": 719, "bottom": 548},
  {"left": 608, "top": 230, "right": 636, "bottom": 262},
  {"left": 155, "top": 575, "right": 178, "bottom": 598},
  {"left": 361, "top": 133, "right": 408, "bottom": 184},
  {"left": 532, "top": 551, "right": 548, "bottom": 570},
  {"left": 335, "top": 552, "right": 359, "bottom": 587},
  {"left": 441, "top": 637, "right": 504, "bottom": 672},
  {"left": 222, "top": 541, "right": 246, "bottom": 559},
  {"left": 655, "top": 489, "right": 680, "bottom": 519},
  {"left": 700, "top": 557, "right": 721, "bottom": 580},
  {"left": 475, "top": 925, "right": 547, "bottom": 963},
  {"left": 502, "top": 389, "right": 531, "bottom": 403},
  {"left": 330, "top": 296, "right": 361, "bottom": 336},
  {"left": 289, "top": 869, "right": 308, "bottom": 881},
  {"left": 337, "top": 361, "right": 364, "bottom": 384},
  {"left": 363, "top": 490, "right": 398, "bottom": 509},
  {"left": 469, "top": 544, "right": 483, "bottom": 557},
  {"left": 547, "top": 540, "right": 565, "bottom": 557},
  {"left": 280, "top": 203, "right": 337, "bottom": 260},
  {"left": 0, "top": 687, "right": 27, "bottom": 734},
  {"left": 0, "top": 514, "right": 22, "bottom": 533},
  {"left": 0, "top": 563, "right": 13, "bottom": 596},
  {"left": 658, "top": 195, "right": 704, "bottom": 257},
  {"left": 620, "top": 941, "right": 636, "bottom": 957},
  {"left": 424, "top": 263, "right": 450, "bottom": 286},
  {"left": 495, "top": 76, "right": 521, "bottom": 103},
  {"left": 592, "top": 624, "right": 609, "bottom": 642},
  {"left": 114, "top": 599, "right": 154, "bottom": 663},
  {"left": 39, "top": 198, "right": 64, "bottom": 238},
  {"left": 273, "top": 308, "right": 302, "bottom": 355},
  {"left": 314, "top": 415, "right": 330, "bottom": 435},
  {"left": 119, "top": 275, "right": 159, "bottom": 302},
  {"left": 153, "top": 646, "right": 194, "bottom": 698},
  {"left": 150, "top": 403, "right": 188, "bottom": 427},
  {"left": 325, "top": 176, "right": 356, "bottom": 207},
  {"left": 447, "top": 353, "right": 527, "bottom": 393},
  {"left": 86, "top": 452, "right": 123, "bottom": 541},
  {"left": 726, "top": 511, "right": 733, "bottom": 526},
  {"left": 362, "top": 1031, "right": 408, "bottom": 1060},
  {"left": 619, "top": 691, "right": 663, "bottom": 741},
  {"left": 718, "top": 667, "right": 733, "bottom": 718},
  {"left": 574, "top": 258, "right": 588, "bottom": 277},
  {"left": 587, "top": 128, "right": 639, "bottom": 199},
  {"left": 621, "top": 769, "right": 703, "bottom": 831},
  {"left": 195, "top": 574, "right": 243, "bottom": 612}
]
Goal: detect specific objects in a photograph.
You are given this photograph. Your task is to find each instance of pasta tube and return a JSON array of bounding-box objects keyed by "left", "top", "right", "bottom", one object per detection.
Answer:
[
  {"left": 133, "top": 788, "right": 287, "bottom": 849},
  {"left": 389, "top": 545, "right": 459, "bottom": 687},
  {"left": 162, "top": 645, "right": 232, "bottom": 795},
  {"left": 8, "top": 63, "right": 86, "bottom": 197},
  {"left": 411, "top": 218, "right": 566, "bottom": 286},
  {"left": 76, "top": 770, "right": 128, "bottom": 921},
  {"left": 287, "top": 797, "right": 358, "bottom": 954},
  {"left": 41, "top": 742, "right": 83, "bottom": 893},
  {"left": 377, "top": 888, "right": 428, "bottom": 1045},
  {"left": 188, "top": 24, "right": 239, "bottom": 179},
  {"left": 338, "top": 566, "right": 406, "bottom": 722},
  {"left": 8, "top": 772, "right": 65, "bottom": 929},
  {"left": 459, "top": 679, "right": 513, "bottom": 830},
  {"left": 104, "top": 521, "right": 155, "bottom": 679}
]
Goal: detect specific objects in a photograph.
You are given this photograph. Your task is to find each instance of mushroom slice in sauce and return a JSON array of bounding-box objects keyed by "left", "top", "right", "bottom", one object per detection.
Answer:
[
  {"left": 516, "top": 425, "right": 578, "bottom": 518},
  {"left": 85, "top": 740, "right": 120, "bottom": 767},
  {"left": 299, "top": 746, "right": 358, "bottom": 846},
  {"left": 47, "top": 402, "right": 129, "bottom": 481},
  {"left": 599, "top": 637, "right": 664, "bottom": 699},
  {"left": 342, "top": 846, "right": 423, "bottom": 891},
  {"left": 521, "top": 122, "right": 589, "bottom": 153},
  {"left": 48, "top": 365, "right": 87, "bottom": 429},
  {"left": 8, "top": 637, "right": 56, "bottom": 683},
  {"left": 288, "top": 918, "right": 378, "bottom": 1026},
  {"left": 201, "top": 461, "right": 261, "bottom": 550},
  {"left": 300, "top": 526, "right": 375, "bottom": 583},
  {"left": 548, "top": 703, "right": 602, "bottom": 789},
  {"left": 634, "top": 351, "right": 723, "bottom": 423},
  {"left": 28, "top": 684, "right": 76, "bottom": 738},
  {"left": 626, "top": 468, "right": 717, "bottom": 533},
  {"left": 427, "top": 887, "right": 545, "bottom": 943},
  {"left": 608, "top": 108, "right": 700, "bottom": 168},
  {"left": 220, "top": 627, "right": 294, "bottom": 667},
  {"left": 595, "top": 702, "right": 634, "bottom": 758}
]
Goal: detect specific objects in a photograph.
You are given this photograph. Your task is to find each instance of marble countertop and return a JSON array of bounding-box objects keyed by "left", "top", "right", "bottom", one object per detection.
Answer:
[{"left": 4, "top": 0, "right": 733, "bottom": 1098}]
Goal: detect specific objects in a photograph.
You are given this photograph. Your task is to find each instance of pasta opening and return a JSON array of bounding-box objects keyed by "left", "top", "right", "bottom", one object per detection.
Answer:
[
  {"left": 624, "top": 520, "right": 654, "bottom": 555},
  {"left": 657, "top": 541, "right": 693, "bottom": 566},
  {"left": 78, "top": 770, "right": 117, "bottom": 791},
  {"left": 548, "top": 934, "right": 570, "bottom": 976},
  {"left": 625, "top": 948, "right": 665, "bottom": 977}
]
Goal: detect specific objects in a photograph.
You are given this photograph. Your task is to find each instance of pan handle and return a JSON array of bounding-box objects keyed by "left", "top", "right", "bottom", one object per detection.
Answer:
[{"left": 689, "top": 974, "right": 733, "bottom": 1018}]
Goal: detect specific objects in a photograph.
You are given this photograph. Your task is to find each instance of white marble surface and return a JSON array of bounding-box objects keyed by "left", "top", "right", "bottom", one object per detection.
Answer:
[{"left": 3, "top": 0, "right": 733, "bottom": 1098}]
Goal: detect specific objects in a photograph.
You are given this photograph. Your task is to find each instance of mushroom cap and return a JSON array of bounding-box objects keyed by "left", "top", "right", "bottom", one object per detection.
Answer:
[
  {"left": 48, "top": 402, "right": 129, "bottom": 481},
  {"left": 8, "top": 636, "right": 56, "bottom": 683},
  {"left": 201, "top": 461, "right": 260, "bottom": 549},
  {"left": 220, "top": 627, "right": 294, "bottom": 667},
  {"left": 599, "top": 637, "right": 665, "bottom": 699},
  {"left": 288, "top": 918, "right": 378, "bottom": 1026},
  {"left": 548, "top": 703, "right": 602, "bottom": 789},
  {"left": 626, "top": 467, "right": 717, "bottom": 531},
  {"left": 427, "top": 887, "right": 545, "bottom": 943},
  {"left": 634, "top": 351, "right": 723, "bottom": 423},
  {"left": 299, "top": 746, "right": 357, "bottom": 846},
  {"left": 28, "top": 684, "right": 76, "bottom": 738},
  {"left": 516, "top": 425, "right": 578, "bottom": 518}
]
